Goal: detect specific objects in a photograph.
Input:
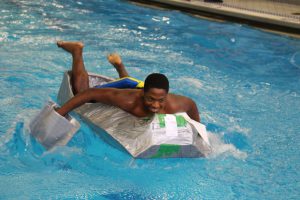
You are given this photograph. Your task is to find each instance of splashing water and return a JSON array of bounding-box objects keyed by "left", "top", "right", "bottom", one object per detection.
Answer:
[{"left": 0, "top": 0, "right": 300, "bottom": 199}]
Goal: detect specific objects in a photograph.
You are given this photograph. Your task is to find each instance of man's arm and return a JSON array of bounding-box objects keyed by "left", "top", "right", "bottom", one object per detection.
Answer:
[
  {"left": 186, "top": 99, "right": 201, "bottom": 122},
  {"left": 56, "top": 88, "right": 135, "bottom": 116}
]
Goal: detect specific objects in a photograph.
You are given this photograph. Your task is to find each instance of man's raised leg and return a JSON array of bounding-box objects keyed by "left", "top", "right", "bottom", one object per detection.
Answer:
[
  {"left": 57, "top": 41, "right": 89, "bottom": 95},
  {"left": 107, "top": 53, "right": 129, "bottom": 78}
]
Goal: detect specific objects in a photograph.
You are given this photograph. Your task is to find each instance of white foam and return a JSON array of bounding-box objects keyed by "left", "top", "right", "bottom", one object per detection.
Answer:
[
  {"left": 181, "top": 77, "right": 203, "bottom": 89},
  {"left": 162, "top": 17, "right": 169, "bottom": 21},
  {"left": 0, "top": 32, "right": 8, "bottom": 42},
  {"left": 52, "top": 3, "right": 64, "bottom": 9},
  {"left": 202, "top": 112, "right": 218, "bottom": 124},
  {"left": 227, "top": 124, "right": 250, "bottom": 136},
  {"left": 290, "top": 51, "right": 300, "bottom": 69},
  {"left": 0, "top": 97, "right": 19, "bottom": 106},
  {"left": 0, "top": 108, "right": 38, "bottom": 150},
  {"left": 130, "top": 67, "right": 142, "bottom": 73},
  {"left": 48, "top": 25, "right": 64, "bottom": 32},
  {"left": 42, "top": 146, "right": 83, "bottom": 157},
  {"left": 194, "top": 64, "right": 209, "bottom": 71},
  {"left": 152, "top": 17, "right": 161, "bottom": 22},
  {"left": 227, "top": 117, "right": 250, "bottom": 135},
  {"left": 137, "top": 26, "right": 147, "bottom": 31},
  {"left": 207, "top": 132, "right": 247, "bottom": 160}
]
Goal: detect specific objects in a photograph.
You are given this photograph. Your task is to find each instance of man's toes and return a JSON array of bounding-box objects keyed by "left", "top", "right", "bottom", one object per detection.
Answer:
[{"left": 57, "top": 41, "right": 64, "bottom": 47}]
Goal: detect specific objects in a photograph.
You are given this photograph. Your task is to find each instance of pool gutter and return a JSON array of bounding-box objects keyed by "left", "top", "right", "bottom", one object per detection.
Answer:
[{"left": 128, "top": 0, "right": 300, "bottom": 36}]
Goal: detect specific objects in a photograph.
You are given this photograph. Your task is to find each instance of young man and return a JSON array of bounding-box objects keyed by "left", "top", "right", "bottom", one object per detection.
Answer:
[{"left": 56, "top": 41, "right": 201, "bottom": 122}]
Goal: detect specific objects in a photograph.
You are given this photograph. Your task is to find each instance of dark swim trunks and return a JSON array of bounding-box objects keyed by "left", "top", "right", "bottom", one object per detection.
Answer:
[{"left": 94, "top": 77, "right": 144, "bottom": 89}]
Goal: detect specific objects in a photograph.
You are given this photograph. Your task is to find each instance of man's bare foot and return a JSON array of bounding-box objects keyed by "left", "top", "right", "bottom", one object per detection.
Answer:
[
  {"left": 107, "top": 53, "right": 129, "bottom": 78},
  {"left": 107, "top": 53, "right": 123, "bottom": 67},
  {"left": 57, "top": 41, "right": 84, "bottom": 54}
]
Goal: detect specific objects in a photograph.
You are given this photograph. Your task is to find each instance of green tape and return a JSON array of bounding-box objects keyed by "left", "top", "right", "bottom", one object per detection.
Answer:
[
  {"left": 158, "top": 114, "right": 166, "bottom": 128},
  {"left": 142, "top": 117, "right": 151, "bottom": 122},
  {"left": 151, "top": 144, "right": 181, "bottom": 158},
  {"left": 157, "top": 114, "right": 187, "bottom": 128},
  {"left": 175, "top": 115, "right": 187, "bottom": 127}
]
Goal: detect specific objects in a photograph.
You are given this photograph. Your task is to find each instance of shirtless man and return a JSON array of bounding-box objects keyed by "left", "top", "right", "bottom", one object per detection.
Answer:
[{"left": 56, "top": 41, "right": 201, "bottom": 122}]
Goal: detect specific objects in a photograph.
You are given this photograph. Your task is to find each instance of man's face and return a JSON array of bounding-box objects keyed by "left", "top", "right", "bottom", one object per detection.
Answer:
[{"left": 143, "top": 88, "right": 168, "bottom": 113}]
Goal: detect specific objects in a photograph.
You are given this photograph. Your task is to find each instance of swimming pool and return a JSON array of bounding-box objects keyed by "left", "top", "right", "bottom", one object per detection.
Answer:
[{"left": 1, "top": 0, "right": 300, "bottom": 199}]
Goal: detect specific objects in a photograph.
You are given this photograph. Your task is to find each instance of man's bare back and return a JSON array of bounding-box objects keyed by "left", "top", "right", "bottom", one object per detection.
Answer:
[{"left": 56, "top": 41, "right": 200, "bottom": 122}]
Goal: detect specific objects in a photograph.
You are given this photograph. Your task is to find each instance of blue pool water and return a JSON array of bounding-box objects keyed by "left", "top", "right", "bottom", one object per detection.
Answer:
[{"left": 1, "top": 0, "right": 300, "bottom": 199}]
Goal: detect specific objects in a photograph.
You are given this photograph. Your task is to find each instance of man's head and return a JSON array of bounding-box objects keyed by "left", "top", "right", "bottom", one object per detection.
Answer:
[{"left": 143, "top": 73, "right": 169, "bottom": 113}]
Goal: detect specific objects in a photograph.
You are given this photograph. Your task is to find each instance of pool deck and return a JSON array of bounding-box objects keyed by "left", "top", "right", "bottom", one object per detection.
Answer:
[{"left": 129, "top": 0, "right": 300, "bottom": 35}]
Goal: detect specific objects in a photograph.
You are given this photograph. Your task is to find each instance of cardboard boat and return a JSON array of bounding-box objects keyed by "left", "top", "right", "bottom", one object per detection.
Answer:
[
  {"left": 30, "top": 71, "right": 211, "bottom": 158},
  {"left": 56, "top": 71, "right": 211, "bottom": 158}
]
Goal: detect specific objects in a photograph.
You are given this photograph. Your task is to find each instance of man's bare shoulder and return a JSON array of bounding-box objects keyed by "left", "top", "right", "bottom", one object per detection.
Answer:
[
  {"left": 166, "top": 93, "right": 200, "bottom": 121},
  {"left": 166, "top": 93, "right": 194, "bottom": 112}
]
